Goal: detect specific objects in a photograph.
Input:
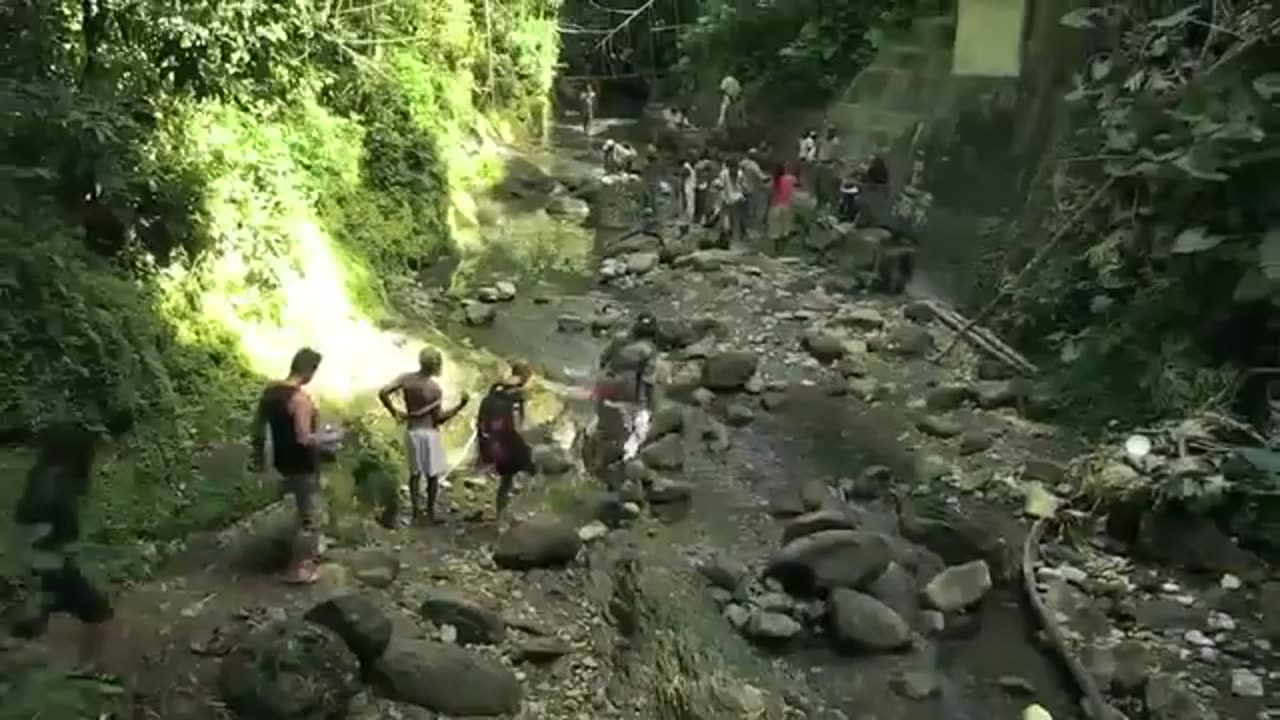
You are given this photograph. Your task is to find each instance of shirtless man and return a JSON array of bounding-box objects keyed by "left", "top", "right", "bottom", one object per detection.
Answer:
[
  {"left": 251, "top": 347, "right": 340, "bottom": 584},
  {"left": 378, "top": 347, "right": 470, "bottom": 524}
]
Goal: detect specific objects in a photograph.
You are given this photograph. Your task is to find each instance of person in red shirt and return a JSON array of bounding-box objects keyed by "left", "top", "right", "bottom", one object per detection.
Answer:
[{"left": 766, "top": 162, "right": 798, "bottom": 253}]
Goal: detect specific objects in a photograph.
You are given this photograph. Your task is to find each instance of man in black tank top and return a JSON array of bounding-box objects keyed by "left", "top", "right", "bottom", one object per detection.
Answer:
[{"left": 250, "top": 347, "right": 329, "bottom": 584}]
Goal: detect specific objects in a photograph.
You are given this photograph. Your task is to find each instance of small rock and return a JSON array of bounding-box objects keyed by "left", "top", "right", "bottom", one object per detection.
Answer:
[
  {"left": 959, "top": 430, "right": 994, "bottom": 455},
  {"left": 624, "top": 251, "right": 660, "bottom": 275},
  {"left": 1023, "top": 457, "right": 1068, "bottom": 484},
  {"left": 512, "top": 636, "right": 573, "bottom": 665},
  {"left": 463, "top": 302, "right": 496, "bottom": 327},
  {"left": 922, "top": 560, "right": 992, "bottom": 612},
  {"left": 744, "top": 611, "right": 802, "bottom": 642},
  {"left": 724, "top": 604, "right": 751, "bottom": 629},
  {"left": 903, "top": 302, "right": 935, "bottom": 323},
  {"left": 647, "top": 477, "right": 694, "bottom": 504},
  {"left": 493, "top": 280, "right": 517, "bottom": 301},
  {"left": 997, "top": 675, "right": 1036, "bottom": 695},
  {"left": 1184, "top": 629, "right": 1214, "bottom": 647},
  {"left": 925, "top": 384, "right": 974, "bottom": 411},
  {"left": 1220, "top": 573, "right": 1242, "bottom": 590},
  {"left": 577, "top": 521, "right": 609, "bottom": 543},
  {"left": 845, "top": 465, "right": 892, "bottom": 500},
  {"left": 419, "top": 590, "right": 506, "bottom": 646},
  {"left": 782, "top": 510, "right": 858, "bottom": 545},
  {"left": 802, "top": 326, "right": 847, "bottom": 363},
  {"left": 640, "top": 433, "right": 684, "bottom": 470},
  {"left": 828, "top": 588, "right": 912, "bottom": 652},
  {"left": 894, "top": 668, "right": 940, "bottom": 700},
  {"left": 1022, "top": 705, "right": 1053, "bottom": 720},
  {"left": 695, "top": 553, "right": 749, "bottom": 592},
  {"left": 1230, "top": 668, "right": 1263, "bottom": 697},
  {"left": 702, "top": 351, "right": 760, "bottom": 390},
  {"left": 917, "top": 414, "right": 963, "bottom": 439},
  {"left": 493, "top": 516, "right": 582, "bottom": 570},
  {"left": 726, "top": 403, "right": 756, "bottom": 427},
  {"left": 1023, "top": 482, "right": 1061, "bottom": 519},
  {"left": 556, "top": 314, "right": 587, "bottom": 333},
  {"left": 350, "top": 549, "right": 399, "bottom": 589}
]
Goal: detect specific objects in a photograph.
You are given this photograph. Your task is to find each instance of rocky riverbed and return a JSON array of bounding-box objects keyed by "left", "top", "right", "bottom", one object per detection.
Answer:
[{"left": 8, "top": 126, "right": 1279, "bottom": 720}]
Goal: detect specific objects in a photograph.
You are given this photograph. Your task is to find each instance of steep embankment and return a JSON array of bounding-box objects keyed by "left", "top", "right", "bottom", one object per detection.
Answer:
[{"left": 0, "top": 1, "right": 561, "bottom": 577}]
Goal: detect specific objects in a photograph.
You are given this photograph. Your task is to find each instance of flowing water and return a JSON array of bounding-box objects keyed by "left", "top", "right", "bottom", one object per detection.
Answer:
[{"left": 452, "top": 121, "right": 1082, "bottom": 719}]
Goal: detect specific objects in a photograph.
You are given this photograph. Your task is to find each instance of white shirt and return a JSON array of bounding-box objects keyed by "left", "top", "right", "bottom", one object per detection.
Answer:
[
  {"left": 719, "top": 75, "right": 741, "bottom": 100},
  {"left": 798, "top": 136, "right": 817, "bottom": 162},
  {"left": 719, "top": 166, "right": 744, "bottom": 204},
  {"left": 738, "top": 158, "right": 768, "bottom": 192}
]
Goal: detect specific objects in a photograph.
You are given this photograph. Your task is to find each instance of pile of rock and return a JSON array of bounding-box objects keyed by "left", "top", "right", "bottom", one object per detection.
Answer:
[
  {"left": 461, "top": 280, "right": 518, "bottom": 326},
  {"left": 696, "top": 498, "right": 996, "bottom": 656}
]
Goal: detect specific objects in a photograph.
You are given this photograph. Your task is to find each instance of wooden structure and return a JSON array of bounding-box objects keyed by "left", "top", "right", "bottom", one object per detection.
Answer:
[{"left": 558, "top": 0, "right": 697, "bottom": 83}]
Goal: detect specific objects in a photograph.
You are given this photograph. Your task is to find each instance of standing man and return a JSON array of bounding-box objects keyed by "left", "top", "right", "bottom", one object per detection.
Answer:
[
  {"left": 816, "top": 126, "right": 843, "bottom": 208},
  {"left": 679, "top": 156, "right": 697, "bottom": 229},
  {"left": 738, "top": 150, "right": 771, "bottom": 236},
  {"left": 694, "top": 151, "right": 717, "bottom": 225},
  {"left": 251, "top": 347, "right": 339, "bottom": 585},
  {"left": 580, "top": 82, "right": 597, "bottom": 136},
  {"left": 11, "top": 424, "right": 115, "bottom": 668},
  {"left": 378, "top": 347, "right": 470, "bottom": 525},
  {"left": 718, "top": 158, "right": 747, "bottom": 246},
  {"left": 717, "top": 72, "right": 743, "bottom": 129}
]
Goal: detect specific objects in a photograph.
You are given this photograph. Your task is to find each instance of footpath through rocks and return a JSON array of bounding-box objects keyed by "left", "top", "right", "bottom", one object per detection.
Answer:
[{"left": 9, "top": 133, "right": 1278, "bottom": 720}]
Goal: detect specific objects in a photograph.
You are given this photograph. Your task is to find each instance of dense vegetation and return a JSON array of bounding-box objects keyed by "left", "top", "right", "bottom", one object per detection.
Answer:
[
  {"left": 989, "top": 2, "right": 1280, "bottom": 429},
  {"left": 0, "top": 0, "right": 560, "bottom": 577}
]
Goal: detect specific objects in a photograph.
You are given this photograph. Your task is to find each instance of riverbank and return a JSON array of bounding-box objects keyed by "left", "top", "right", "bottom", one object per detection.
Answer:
[{"left": 5, "top": 121, "right": 1277, "bottom": 720}]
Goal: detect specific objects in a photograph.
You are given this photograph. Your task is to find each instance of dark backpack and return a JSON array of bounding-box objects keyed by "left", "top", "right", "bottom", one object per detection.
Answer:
[{"left": 477, "top": 384, "right": 520, "bottom": 435}]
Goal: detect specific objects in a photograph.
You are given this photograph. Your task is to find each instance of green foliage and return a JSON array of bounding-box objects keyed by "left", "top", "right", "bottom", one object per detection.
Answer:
[
  {"left": 676, "top": 0, "right": 944, "bottom": 101},
  {"left": 998, "top": 1, "right": 1280, "bottom": 429},
  {"left": 0, "top": 0, "right": 561, "bottom": 586}
]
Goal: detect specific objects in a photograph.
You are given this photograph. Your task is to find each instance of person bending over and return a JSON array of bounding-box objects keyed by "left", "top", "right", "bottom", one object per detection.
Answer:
[{"left": 476, "top": 361, "right": 534, "bottom": 520}]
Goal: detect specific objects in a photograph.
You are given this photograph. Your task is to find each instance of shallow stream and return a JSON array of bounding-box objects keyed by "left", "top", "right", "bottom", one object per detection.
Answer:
[{"left": 451, "top": 120, "right": 1082, "bottom": 719}]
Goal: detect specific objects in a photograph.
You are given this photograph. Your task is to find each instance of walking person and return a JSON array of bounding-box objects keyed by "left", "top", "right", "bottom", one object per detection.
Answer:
[
  {"left": 251, "top": 347, "right": 342, "bottom": 584},
  {"left": 694, "top": 151, "right": 716, "bottom": 225},
  {"left": 766, "top": 161, "right": 798, "bottom": 253},
  {"left": 718, "top": 158, "right": 747, "bottom": 246},
  {"left": 11, "top": 424, "right": 115, "bottom": 669},
  {"left": 476, "top": 361, "right": 534, "bottom": 521},
  {"left": 679, "top": 156, "right": 697, "bottom": 229},
  {"left": 738, "top": 151, "right": 770, "bottom": 237},
  {"left": 377, "top": 347, "right": 470, "bottom": 525},
  {"left": 580, "top": 82, "right": 597, "bottom": 136}
]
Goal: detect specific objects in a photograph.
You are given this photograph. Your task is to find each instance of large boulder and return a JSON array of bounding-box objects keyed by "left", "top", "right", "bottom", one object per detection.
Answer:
[
  {"left": 546, "top": 194, "right": 591, "bottom": 220},
  {"left": 462, "top": 301, "right": 496, "bottom": 327},
  {"left": 373, "top": 639, "right": 522, "bottom": 716},
  {"left": 493, "top": 516, "right": 583, "bottom": 570},
  {"left": 303, "top": 593, "right": 393, "bottom": 667},
  {"left": 419, "top": 590, "right": 507, "bottom": 645},
  {"left": 829, "top": 588, "right": 912, "bottom": 652},
  {"left": 765, "top": 530, "right": 893, "bottom": 594},
  {"left": 864, "top": 562, "right": 918, "bottom": 623},
  {"left": 219, "top": 620, "right": 361, "bottom": 720},
  {"left": 701, "top": 351, "right": 759, "bottom": 390}
]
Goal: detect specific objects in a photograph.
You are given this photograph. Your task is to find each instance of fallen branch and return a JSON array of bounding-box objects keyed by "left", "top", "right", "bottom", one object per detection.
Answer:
[
  {"left": 926, "top": 300, "right": 1038, "bottom": 375},
  {"left": 932, "top": 178, "right": 1115, "bottom": 363},
  {"left": 1022, "top": 518, "right": 1109, "bottom": 720}
]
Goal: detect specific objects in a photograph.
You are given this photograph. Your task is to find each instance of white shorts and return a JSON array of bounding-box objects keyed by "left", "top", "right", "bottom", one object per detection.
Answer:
[{"left": 405, "top": 426, "right": 447, "bottom": 478}]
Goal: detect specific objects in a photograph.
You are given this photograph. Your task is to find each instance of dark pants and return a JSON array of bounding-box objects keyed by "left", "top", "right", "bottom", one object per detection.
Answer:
[{"left": 13, "top": 549, "right": 113, "bottom": 638}]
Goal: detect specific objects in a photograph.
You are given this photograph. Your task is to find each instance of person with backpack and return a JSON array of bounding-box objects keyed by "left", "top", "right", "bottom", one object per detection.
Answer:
[
  {"left": 476, "top": 361, "right": 535, "bottom": 520},
  {"left": 591, "top": 313, "right": 659, "bottom": 487}
]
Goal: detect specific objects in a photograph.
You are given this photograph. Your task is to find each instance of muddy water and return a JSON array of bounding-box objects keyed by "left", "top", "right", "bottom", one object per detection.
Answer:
[{"left": 454, "top": 125, "right": 1081, "bottom": 719}]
